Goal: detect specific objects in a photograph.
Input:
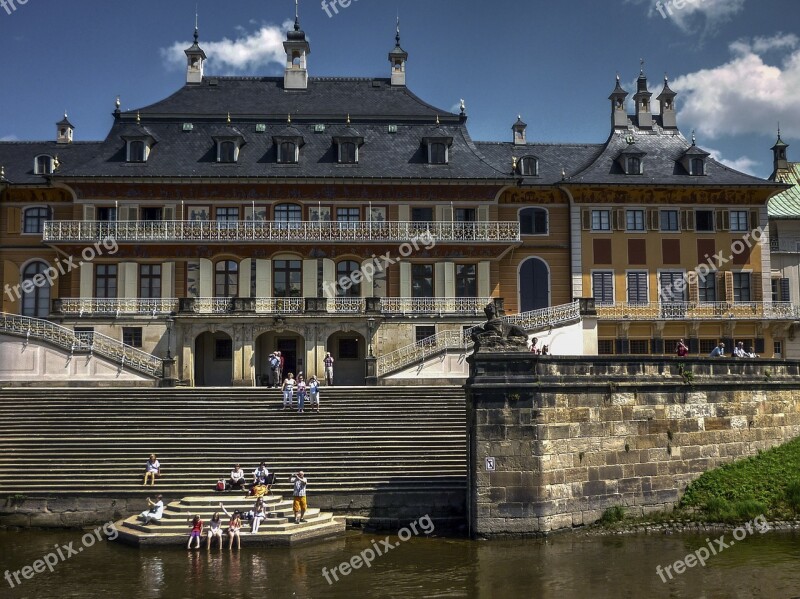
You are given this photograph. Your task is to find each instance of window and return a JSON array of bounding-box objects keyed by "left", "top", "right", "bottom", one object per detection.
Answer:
[
  {"left": 23, "top": 207, "right": 50, "bottom": 234},
  {"left": 338, "top": 338, "right": 359, "bottom": 359},
  {"left": 690, "top": 158, "right": 705, "bottom": 176},
  {"left": 456, "top": 265, "right": 477, "bottom": 297},
  {"left": 429, "top": 143, "right": 447, "bottom": 165},
  {"left": 629, "top": 340, "right": 650, "bottom": 354},
  {"left": 96, "top": 207, "right": 117, "bottom": 222},
  {"left": 140, "top": 264, "right": 162, "bottom": 299},
  {"left": 518, "top": 156, "right": 538, "bottom": 176},
  {"left": 626, "top": 210, "right": 645, "bottom": 231},
  {"left": 412, "top": 207, "right": 434, "bottom": 223},
  {"left": 627, "top": 157, "right": 641, "bottom": 174},
  {"left": 774, "top": 341, "right": 783, "bottom": 358},
  {"left": 218, "top": 141, "right": 237, "bottom": 163},
  {"left": 730, "top": 210, "right": 749, "bottom": 232},
  {"left": 659, "top": 271, "right": 686, "bottom": 303},
  {"left": 598, "top": 340, "right": 614, "bottom": 355},
  {"left": 95, "top": 265, "right": 118, "bottom": 299},
  {"left": 455, "top": 209, "right": 476, "bottom": 222},
  {"left": 215, "top": 338, "right": 233, "bottom": 360},
  {"left": 660, "top": 210, "right": 679, "bottom": 232},
  {"left": 122, "top": 327, "right": 143, "bottom": 348},
  {"left": 592, "top": 271, "right": 614, "bottom": 305},
  {"left": 278, "top": 141, "right": 298, "bottom": 164},
  {"left": 337, "top": 208, "right": 360, "bottom": 230},
  {"left": 275, "top": 204, "right": 302, "bottom": 223},
  {"left": 695, "top": 210, "right": 714, "bottom": 232},
  {"left": 699, "top": 339, "right": 718, "bottom": 355},
  {"left": 520, "top": 208, "right": 548, "bottom": 235},
  {"left": 411, "top": 264, "right": 434, "bottom": 298},
  {"left": 273, "top": 260, "right": 302, "bottom": 298},
  {"left": 21, "top": 262, "right": 51, "bottom": 318},
  {"left": 772, "top": 278, "right": 791, "bottom": 303},
  {"left": 698, "top": 275, "right": 716, "bottom": 303},
  {"left": 339, "top": 142, "right": 357, "bottom": 164},
  {"left": 141, "top": 207, "right": 162, "bottom": 222},
  {"left": 732, "top": 272, "right": 751, "bottom": 302},
  {"left": 216, "top": 207, "right": 239, "bottom": 225},
  {"left": 215, "top": 261, "right": 238, "bottom": 298},
  {"left": 415, "top": 326, "right": 436, "bottom": 343},
  {"left": 336, "top": 261, "right": 361, "bottom": 297},
  {"left": 128, "top": 141, "right": 146, "bottom": 163},
  {"left": 592, "top": 210, "right": 611, "bottom": 231},
  {"left": 34, "top": 155, "right": 53, "bottom": 175},
  {"left": 627, "top": 271, "right": 648, "bottom": 304}
]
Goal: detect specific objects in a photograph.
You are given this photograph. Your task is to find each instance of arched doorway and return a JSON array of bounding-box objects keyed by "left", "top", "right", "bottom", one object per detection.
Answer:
[
  {"left": 21, "top": 261, "right": 52, "bottom": 318},
  {"left": 254, "top": 331, "right": 306, "bottom": 386},
  {"left": 194, "top": 331, "right": 233, "bottom": 387},
  {"left": 326, "top": 331, "right": 367, "bottom": 386},
  {"left": 519, "top": 257, "right": 550, "bottom": 312}
]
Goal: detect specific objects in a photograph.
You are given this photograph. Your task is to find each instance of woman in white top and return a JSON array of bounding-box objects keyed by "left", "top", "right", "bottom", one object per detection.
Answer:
[
  {"left": 282, "top": 373, "right": 295, "bottom": 411},
  {"left": 143, "top": 454, "right": 160, "bottom": 486},
  {"left": 139, "top": 494, "right": 164, "bottom": 524},
  {"left": 249, "top": 498, "right": 268, "bottom": 534},
  {"left": 207, "top": 511, "right": 223, "bottom": 549}
]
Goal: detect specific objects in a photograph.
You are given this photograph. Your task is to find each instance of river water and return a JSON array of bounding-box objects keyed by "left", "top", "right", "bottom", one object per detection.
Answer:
[{"left": 2, "top": 529, "right": 799, "bottom": 598}]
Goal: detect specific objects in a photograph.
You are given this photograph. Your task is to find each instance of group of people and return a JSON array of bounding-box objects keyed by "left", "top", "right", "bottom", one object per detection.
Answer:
[
  {"left": 266, "top": 351, "right": 335, "bottom": 389},
  {"left": 219, "top": 462, "right": 275, "bottom": 495},
  {"left": 281, "top": 372, "right": 321, "bottom": 413},
  {"left": 674, "top": 339, "right": 759, "bottom": 358},
  {"left": 181, "top": 473, "right": 309, "bottom": 550}
]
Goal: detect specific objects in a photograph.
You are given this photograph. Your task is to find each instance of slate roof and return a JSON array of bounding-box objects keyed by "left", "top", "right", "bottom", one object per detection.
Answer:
[
  {"left": 565, "top": 118, "right": 780, "bottom": 187},
  {"left": 474, "top": 142, "right": 604, "bottom": 185},
  {"left": 768, "top": 163, "right": 800, "bottom": 218},
  {"left": 0, "top": 142, "right": 100, "bottom": 185}
]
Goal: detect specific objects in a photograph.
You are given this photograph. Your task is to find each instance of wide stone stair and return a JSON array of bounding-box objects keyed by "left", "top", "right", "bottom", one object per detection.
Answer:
[{"left": 0, "top": 387, "right": 467, "bottom": 497}]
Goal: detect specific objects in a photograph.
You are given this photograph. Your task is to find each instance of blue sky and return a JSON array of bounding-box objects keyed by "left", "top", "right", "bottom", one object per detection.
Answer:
[{"left": 0, "top": 0, "right": 798, "bottom": 177}]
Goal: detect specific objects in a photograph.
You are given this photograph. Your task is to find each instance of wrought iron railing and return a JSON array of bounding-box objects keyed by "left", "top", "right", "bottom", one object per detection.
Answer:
[
  {"left": 380, "top": 297, "right": 493, "bottom": 315},
  {"left": 43, "top": 220, "right": 521, "bottom": 244},
  {"left": 0, "top": 312, "right": 163, "bottom": 377},
  {"left": 376, "top": 301, "right": 582, "bottom": 377},
  {"left": 328, "top": 298, "right": 366, "bottom": 314},
  {"left": 58, "top": 298, "right": 179, "bottom": 317},
  {"left": 254, "top": 298, "right": 304, "bottom": 314},
  {"left": 596, "top": 302, "right": 799, "bottom": 321}
]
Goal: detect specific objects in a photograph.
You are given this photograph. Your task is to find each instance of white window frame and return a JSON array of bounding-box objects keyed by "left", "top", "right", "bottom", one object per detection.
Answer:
[
  {"left": 730, "top": 210, "right": 749, "bottom": 232},
  {"left": 33, "top": 155, "right": 54, "bottom": 175},
  {"left": 626, "top": 209, "right": 646, "bottom": 232},
  {"left": 626, "top": 270, "right": 649, "bottom": 304},
  {"left": 660, "top": 209, "right": 680, "bottom": 232},
  {"left": 591, "top": 209, "right": 611, "bottom": 232},
  {"left": 217, "top": 140, "right": 239, "bottom": 163},
  {"left": 518, "top": 206, "right": 549, "bottom": 236},
  {"left": 126, "top": 140, "right": 149, "bottom": 163},
  {"left": 427, "top": 143, "right": 448, "bottom": 165},
  {"left": 591, "top": 270, "right": 615, "bottom": 306}
]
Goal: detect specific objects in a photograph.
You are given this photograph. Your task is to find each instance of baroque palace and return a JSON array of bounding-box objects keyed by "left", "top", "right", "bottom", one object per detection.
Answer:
[{"left": 0, "top": 12, "right": 793, "bottom": 386}]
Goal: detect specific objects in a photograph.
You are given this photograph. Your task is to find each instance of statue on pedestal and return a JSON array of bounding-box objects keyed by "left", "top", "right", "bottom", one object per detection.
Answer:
[{"left": 471, "top": 303, "right": 529, "bottom": 352}]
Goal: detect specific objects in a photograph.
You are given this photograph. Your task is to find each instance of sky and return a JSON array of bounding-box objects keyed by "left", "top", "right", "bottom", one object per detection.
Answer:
[{"left": 0, "top": 0, "right": 798, "bottom": 178}]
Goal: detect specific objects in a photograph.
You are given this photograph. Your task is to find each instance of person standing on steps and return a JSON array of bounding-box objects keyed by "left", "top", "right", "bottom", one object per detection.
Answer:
[
  {"left": 309, "top": 375, "right": 320, "bottom": 412},
  {"left": 291, "top": 471, "right": 308, "bottom": 524},
  {"left": 276, "top": 351, "right": 284, "bottom": 388},
  {"left": 282, "top": 372, "right": 295, "bottom": 411},
  {"left": 143, "top": 454, "right": 160, "bottom": 486},
  {"left": 296, "top": 374, "right": 307, "bottom": 413},
  {"left": 268, "top": 352, "right": 280, "bottom": 388},
  {"left": 324, "top": 352, "right": 335, "bottom": 386}
]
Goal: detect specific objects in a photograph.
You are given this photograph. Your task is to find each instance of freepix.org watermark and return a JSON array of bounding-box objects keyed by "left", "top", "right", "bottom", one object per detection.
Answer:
[
  {"left": 4, "top": 521, "right": 119, "bottom": 589},
  {"left": 655, "top": 515, "right": 770, "bottom": 583},
  {"left": 321, "top": 514, "right": 434, "bottom": 585},
  {"left": 3, "top": 236, "right": 119, "bottom": 303},
  {"left": 320, "top": 0, "right": 359, "bottom": 18},
  {"left": 0, "top": 0, "right": 30, "bottom": 16},
  {"left": 655, "top": 0, "right": 707, "bottom": 19},
  {"left": 322, "top": 231, "right": 435, "bottom": 298}
]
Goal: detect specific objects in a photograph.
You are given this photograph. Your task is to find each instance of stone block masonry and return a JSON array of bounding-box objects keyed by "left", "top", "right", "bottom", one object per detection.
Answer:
[{"left": 467, "top": 354, "right": 800, "bottom": 537}]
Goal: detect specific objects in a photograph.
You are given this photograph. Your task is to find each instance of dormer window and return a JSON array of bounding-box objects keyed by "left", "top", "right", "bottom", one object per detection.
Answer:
[
  {"left": 218, "top": 141, "right": 237, "bottom": 163},
  {"left": 423, "top": 123, "right": 453, "bottom": 165},
  {"left": 213, "top": 123, "right": 245, "bottom": 164},
  {"left": 334, "top": 122, "right": 364, "bottom": 165},
  {"left": 278, "top": 141, "right": 298, "bottom": 164},
  {"left": 121, "top": 121, "right": 155, "bottom": 164},
  {"left": 690, "top": 158, "right": 705, "bottom": 176},
  {"left": 627, "top": 157, "right": 642, "bottom": 175},
  {"left": 680, "top": 142, "right": 710, "bottom": 177},
  {"left": 340, "top": 142, "right": 357, "bottom": 164},
  {"left": 518, "top": 156, "right": 538, "bottom": 176},
  {"left": 34, "top": 155, "right": 54, "bottom": 175},
  {"left": 429, "top": 143, "right": 448, "bottom": 165},
  {"left": 128, "top": 140, "right": 147, "bottom": 163},
  {"left": 617, "top": 145, "right": 646, "bottom": 175}
]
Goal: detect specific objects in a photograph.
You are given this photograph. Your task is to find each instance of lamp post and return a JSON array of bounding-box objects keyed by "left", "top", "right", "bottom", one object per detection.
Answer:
[{"left": 367, "top": 317, "right": 375, "bottom": 358}]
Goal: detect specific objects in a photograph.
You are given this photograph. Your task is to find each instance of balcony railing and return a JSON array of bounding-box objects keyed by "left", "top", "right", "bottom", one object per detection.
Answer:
[
  {"left": 770, "top": 239, "right": 800, "bottom": 253},
  {"left": 380, "top": 297, "right": 493, "bottom": 315},
  {"left": 57, "top": 298, "right": 179, "bottom": 317},
  {"left": 254, "top": 298, "right": 305, "bottom": 314},
  {"left": 376, "top": 301, "right": 582, "bottom": 377},
  {"left": 596, "top": 302, "right": 799, "bottom": 321},
  {"left": 43, "top": 220, "right": 521, "bottom": 244},
  {"left": 0, "top": 312, "right": 163, "bottom": 378}
]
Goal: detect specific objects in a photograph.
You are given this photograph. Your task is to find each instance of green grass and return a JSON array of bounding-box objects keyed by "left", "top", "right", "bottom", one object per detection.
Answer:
[
  {"left": 600, "top": 505, "right": 626, "bottom": 524},
  {"left": 680, "top": 437, "right": 800, "bottom": 521}
]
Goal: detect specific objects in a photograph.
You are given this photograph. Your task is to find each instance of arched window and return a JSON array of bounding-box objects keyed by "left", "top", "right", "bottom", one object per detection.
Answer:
[
  {"left": 339, "top": 142, "right": 357, "bottom": 164},
  {"left": 34, "top": 155, "right": 53, "bottom": 175},
  {"left": 21, "top": 261, "right": 51, "bottom": 318},
  {"left": 429, "top": 143, "right": 447, "bottom": 165},
  {"left": 128, "top": 141, "right": 146, "bottom": 163},
  {"left": 215, "top": 261, "right": 239, "bottom": 298},
  {"left": 278, "top": 141, "right": 298, "bottom": 164},
  {"left": 519, "top": 208, "right": 548, "bottom": 235},
  {"left": 24, "top": 207, "right": 50, "bottom": 234},
  {"left": 218, "top": 141, "right": 237, "bottom": 163},
  {"left": 336, "top": 261, "right": 361, "bottom": 297},
  {"left": 690, "top": 158, "right": 705, "bottom": 176},
  {"left": 518, "top": 157, "right": 538, "bottom": 176},
  {"left": 519, "top": 257, "right": 550, "bottom": 312}
]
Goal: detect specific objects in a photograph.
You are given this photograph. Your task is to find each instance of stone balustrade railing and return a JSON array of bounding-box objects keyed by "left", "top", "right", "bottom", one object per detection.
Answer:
[{"left": 596, "top": 302, "right": 798, "bottom": 321}]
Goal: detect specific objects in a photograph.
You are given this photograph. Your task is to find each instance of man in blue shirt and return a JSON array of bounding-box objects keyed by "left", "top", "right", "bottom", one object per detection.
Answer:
[{"left": 710, "top": 342, "right": 725, "bottom": 357}]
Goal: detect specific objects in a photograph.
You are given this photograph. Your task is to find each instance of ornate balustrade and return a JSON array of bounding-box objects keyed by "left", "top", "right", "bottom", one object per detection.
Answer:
[
  {"left": 43, "top": 220, "right": 521, "bottom": 244},
  {"left": 57, "top": 298, "right": 179, "bottom": 316},
  {"left": 596, "top": 302, "right": 799, "bottom": 321},
  {"left": 379, "top": 297, "right": 493, "bottom": 315},
  {"left": 0, "top": 312, "right": 163, "bottom": 377}
]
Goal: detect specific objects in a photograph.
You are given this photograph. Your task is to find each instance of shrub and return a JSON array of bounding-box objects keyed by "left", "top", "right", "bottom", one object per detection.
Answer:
[
  {"left": 786, "top": 480, "right": 800, "bottom": 513},
  {"left": 600, "top": 505, "right": 626, "bottom": 524}
]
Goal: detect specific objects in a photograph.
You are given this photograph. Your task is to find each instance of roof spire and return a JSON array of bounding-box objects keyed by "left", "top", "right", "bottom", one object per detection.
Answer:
[
  {"left": 194, "top": 5, "right": 199, "bottom": 43},
  {"left": 0, "top": 165, "right": 5, "bottom": 181},
  {"left": 396, "top": 14, "right": 401, "bottom": 47},
  {"left": 435, "top": 114, "right": 440, "bottom": 127},
  {"left": 691, "top": 129, "right": 696, "bottom": 145},
  {"left": 136, "top": 111, "right": 141, "bottom": 125},
  {"left": 287, "top": 113, "right": 292, "bottom": 125},
  {"left": 346, "top": 113, "right": 351, "bottom": 125},
  {"left": 295, "top": 0, "right": 300, "bottom": 31},
  {"left": 227, "top": 112, "right": 231, "bottom": 125},
  {"left": 640, "top": 58, "right": 645, "bottom": 75}
]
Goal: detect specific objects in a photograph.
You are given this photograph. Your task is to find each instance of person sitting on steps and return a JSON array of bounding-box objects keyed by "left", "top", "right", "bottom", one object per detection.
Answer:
[
  {"left": 143, "top": 454, "right": 160, "bottom": 486},
  {"left": 228, "top": 464, "right": 246, "bottom": 491},
  {"left": 139, "top": 494, "right": 164, "bottom": 525}
]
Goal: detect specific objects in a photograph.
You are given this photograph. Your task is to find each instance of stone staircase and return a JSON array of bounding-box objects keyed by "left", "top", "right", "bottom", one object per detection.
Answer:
[
  {"left": 116, "top": 494, "right": 346, "bottom": 546},
  {"left": 0, "top": 387, "right": 467, "bottom": 497}
]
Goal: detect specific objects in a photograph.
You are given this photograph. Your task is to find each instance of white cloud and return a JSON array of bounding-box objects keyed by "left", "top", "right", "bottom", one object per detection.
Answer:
[
  {"left": 707, "top": 148, "right": 759, "bottom": 175},
  {"left": 629, "top": 0, "right": 747, "bottom": 33},
  {"left": 0, "top": 135, "right": 18, "bottom": 142},
  {"left": 670, "top": 33, "right": 800, "bottom": 139},
  {"left": 160, "top": 21, "right": 294, "bottom": 74}
]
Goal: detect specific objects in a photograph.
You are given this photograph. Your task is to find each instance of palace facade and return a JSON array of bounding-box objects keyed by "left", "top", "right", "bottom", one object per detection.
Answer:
[{"left": 0, "top": 13, "right": 791, "bottom": 386}]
